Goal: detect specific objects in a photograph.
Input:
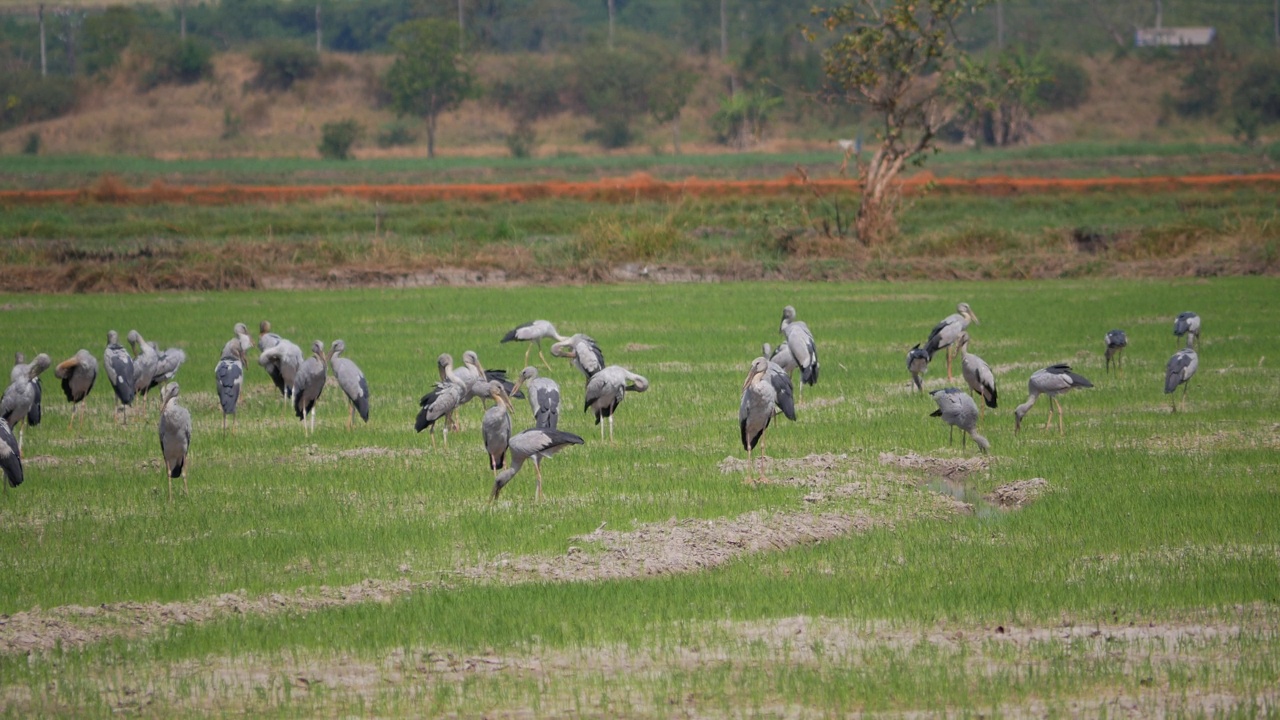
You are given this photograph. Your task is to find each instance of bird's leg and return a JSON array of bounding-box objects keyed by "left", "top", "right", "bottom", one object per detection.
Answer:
[
  {"left": 1054, "top": 397, "right": 1065, "bottom": 434},
  {"left": 945, "top": 347, "right": 954, "bottom": 381},
  {"left": 948, "top": 425, "right": 954, "bottom": 446},
  {"left": 1044, "top": 404, "right": 1054, "bottom": 430},
  {"left": 524, "top": 344, "right": 533, "bottom": 368},
  {"left": 16, "top": 425, "right": 23, "bottom": 456},
  {"left": 348, "top": 404, "right": 354, "bottom": 431},
  {"left": 608, "top": 415, "right": 615, "bottom": 443},
  {"left": 538, "top": 348, "right": 554, "bottom": 373},
  {"left": 534, "top": 461, "right": 545, "bottom": 501},
  {"left": 166, "top": 461, "right": 173, "bottom": 502}
]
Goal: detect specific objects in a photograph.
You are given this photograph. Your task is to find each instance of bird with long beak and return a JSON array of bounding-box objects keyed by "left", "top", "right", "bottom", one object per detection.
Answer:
[
  {"left": 293, "top": 340, "right": 328, "bottom": 436},
  {"left": 924, "top": 302, "right": 980, "bottom": 381},
  {"left": 482, "top": 381, "right": 515, "bottom": 476}
]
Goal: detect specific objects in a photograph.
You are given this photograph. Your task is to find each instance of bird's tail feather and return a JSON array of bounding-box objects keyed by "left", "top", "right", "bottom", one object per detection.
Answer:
[{"left": 169, "top": 460, "right": 184, "bottom": 479}]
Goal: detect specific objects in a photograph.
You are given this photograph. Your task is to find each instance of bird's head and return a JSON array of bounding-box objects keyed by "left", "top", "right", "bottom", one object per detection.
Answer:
[
  {"left": 744, "top": 357, "right": 768, "bottom": 390},
  {"left": 462, "top": 350, "right": 483, "bottom": 374},
  {"left": 107, "top": 330, "right": 119, "bottom": 345},
  {"left": 958, "top": 303, "right": 980, "bottom": 325},
  {"left": 29, "top": 354, "right": 51, "bottom": 378},
  {"left": 488, "top": 380, "right": 514, "bottom": 413},
  {"left": 311, "top": 340, "right": 326, "bottom": 363},
  {"left": 259, "top": 320, "right": 272, "bottom": 336},
  {"left": 780, "top": 305, "right": 796, "bottom": 331},
  {"left": 1013, "top": 406, "right": 1026, "bottom": 433},
  {"left": 550, "top": 340, "right": 575, "bottom": 359},
  {"left": 627, "top": 373, "right": 650, "bottom": 393},
  {"left": 161, "top": 382, "right": 180, "bottom": 405},
  {"left": 511, "top": 366, "right": 537, "bottom": 397},
  {"left": 328, "top": 340, "right": 346, "bottom": 361},
  {"left": 126, "top": 330, "right": 142, "bottom": 350}
]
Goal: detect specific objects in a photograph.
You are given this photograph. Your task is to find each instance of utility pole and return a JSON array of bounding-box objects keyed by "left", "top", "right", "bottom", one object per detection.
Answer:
[
  {"left": 996, "top": 0, "right": 1004, "bottom": 50},
  {"left": 458, "top": 0, "right": 465, "bottom": 51},
  {"left": 607, "top": 0, "right": 615, "bottom": 49},
  {"left": 1154, "top": 0, "right": 1163, "bottom": 29},
  {"left": 38, "top": 4, "right": 46, "bottom": 77},
  {"left": 315, "top": 3, "right": 322, "bottom": 53},
  {"left": 720, "top": 0, "right": 736, "bottom": 95},
  {"left": 179, "top": 0, "right": 186, "bottom": 40}
]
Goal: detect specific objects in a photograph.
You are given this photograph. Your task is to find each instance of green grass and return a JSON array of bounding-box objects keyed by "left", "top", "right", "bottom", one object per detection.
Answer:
[{"left": 0, "top": 278, "right": 1278, "bottom": 716}]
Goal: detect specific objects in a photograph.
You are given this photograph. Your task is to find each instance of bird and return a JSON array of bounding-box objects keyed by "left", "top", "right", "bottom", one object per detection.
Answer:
[
  {"left": 740, "top": 355, "right": 797, "bottom": 484},
  {"left": 10, "top": 352, "right": 47, "bottom": 430},
  {"left": 924, "top": 302, "right": 980, "bottom": 381},
  {"left": 1, "top": 353, "right": 49, "bottom": 454},
  {"left": 293, "top": 340, "right": 328, "bottom": 435},
  {"left": 510, "top": 366, "right": 561, "bottom": 430},
  {"left": 778, "top": 305, "right": 819, "bottom": 393},
  {"left": 328, "top": 340, "right": 370, "bottom": 429},
  {"left": 1105, "top": 330, "right": 1128, "bottom": 374},
  {"left": 957, "top": 332, "right": 997, "bottom": 416},
  {"left": 158, "top": 382, "right": 191, "bottom": 501},
  {"left": 929, "top": 387, "right": 990, "bottom": 454},
  {"left": 1165, "top": 338, "right": 1199, "bottom": 413},
  {"left": 458, "top": 350, "right": 519, "bottom": 408},
  {"left": 214, "top": 339, "right": 246, "bottom": 433},
  {"left": 0, "top": 418, "right": 21, "bottom": 492},
  {"left": 1174, "top": 312, "right": 1200, "bottom": 349},
  {"left": 490, "top": 427, "right": 585, "bottom": 501},
  {"left": 233, "top": 322, "right": 255, "bottom": 354},
  {"left": 1014, "top": 364, "right": 1094, "bottom": 434},
  {"left": 104, "top": 330, "right": 136, "bottom": 423},
  {"left": 906, "top": 343, "right": 930, "bottom": 392},
  {"left": 259, "top": 331, "right": 304, "bottom": 401},
  {"left": 481, "top": 381, "right": 515, "bottom": 474},
  {"left": 551, "top": 334, "right": 606, "bottom": 380},
  {"left": 127, "top": 330, "right": 160, "bottom": 408},
  {"left": 415, "top": 376, "right": 465, "bottom": 447},
  {"left": 54, "top": 349, "right": 98, "bottom": 430},
  {"left": 501, "top": 320, "right": 567, "bottom": 372},
  {"left": 584, "top": 365, "right": 650, "bottom": 441},
  {"left": 148, "top": 343, "right": 187, "bottom": 393}
]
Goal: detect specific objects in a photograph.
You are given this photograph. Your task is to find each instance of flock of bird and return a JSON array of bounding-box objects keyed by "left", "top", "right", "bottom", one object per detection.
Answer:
[{"left": 0, "top": 304, "right": 1203, "bottom": 498}]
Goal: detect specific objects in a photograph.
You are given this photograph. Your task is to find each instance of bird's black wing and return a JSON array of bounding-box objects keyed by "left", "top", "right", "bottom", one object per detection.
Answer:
[
  {"left": 923, "top": 320, "right": 949, "bottom": 358},
  {"left": 534, "top": 386, "right": 560, "bottom": 429},
  {"left": 215, "top": 360, "right": 243, "bottom": 414},
  {"left": 354, "top": 375, "right": 370, "bottom": 422},
  {"left": 501, "top": 322, "right": 533, "bottom": 343},
  {"left": 26, "top": 378, "right": 41, "bottom": 427},
  {"left": 0, "top": 421, "right": 21, "bottom": 488},
  {"left": 1165, "top": 352, "right": 1194, "bottom": 393},
  {"left": 770, "top": 372, "right": 796, "bottom": 422}
]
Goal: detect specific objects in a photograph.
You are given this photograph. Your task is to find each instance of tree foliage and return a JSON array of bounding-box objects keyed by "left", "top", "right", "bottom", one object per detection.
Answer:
[
  {"left": 566, "top": 34, "right": 694, "bottom": 150},
  {"left": 249, "top": 41, "right": 319, "bottom": 91},
  {"left": 948, "top": 51, "right": 1046, "bottom": 147},
  {"left": 384, "top": 19, "right": 474, "bottom": 158}
]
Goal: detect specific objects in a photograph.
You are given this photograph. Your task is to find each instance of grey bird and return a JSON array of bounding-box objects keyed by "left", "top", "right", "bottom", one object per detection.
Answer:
[
  {"left": 459, "top": 350, "right": 519, "bottom": 409},
  {"left": 906, "top": 343, "right": 930, "bottom": 392},
  {"left": 502, "top": 320, "right": 567, "bottom": 372},
  {"left": 127, "top": 330, "right": 160, "bottom": 408},
  {"left": 481, "top": 381, "right": 515, "bottom": 474},
  {"left": 258, "top": 321, "right": 304, "bottom": 400},
  {"left": 584, "top": 365, "right": 650, "bottom": 441},
  {"left": 1, "top": 353, "right": 50, "bottom": 454},
  {"left": 740, "top": 355, "right": 797, "bottom": 484},
  {"left": 415, "top": 376, "right": 465, "bottom": 447},
  {"left": 551, "top": 334, "right": 606, "bottom": 380},
  {"left": 0, "top": 418, "right": 21, "bottom": 492},
  {"left": 490, "top": 427, "right": 585, "bottom": 501},
  {"left": 292, "top": 340, "right": 328, "bottom": 435},
  {"left": 233, "top": 322, "right": 255, "bottom": 354},
  {"left": 148, "top": 343, "right": 187, "bottom": 393},
  {"left": 510, "top": 366, "right": 561, "bottom": 430},
  {"left": 214, "top": 339, "right": 247, "bottom": 433},
  {"left": 328, "top": 340, "right": 370, "bottom": 429},
  {"left": 1014, "top": 364, "right": 1094, "bottom": 434},
  {"left": 924, "top": 302, "right": 980, "bottom": 381},
  {"left": 1165, "top": 339, "right": 1199, "bottom": 413},
  {"left": 779, "top": 305, "right": 819, "bottom": 392},
  {"left": 54, "top": 349, "right": 98, "bottom": 430},
  {"left": 769, "top": 340, "right": 797, "bottom": 379},
  {"left": 104, "top": 330, "right": 136, "bottom": 423},
  {"left": 158, "top": 382, "right": 191, "bottom": 501},
  {"left": 1174, "top": 312, "right": 1200, "bottom": 349},
  {"left": 930, "top": 387, "right": 990, "bottom": 454},
  {"left": 759, "top": 343, "right": 798, "bottom": 443},
  {"left": 10, "top": 352, "right": 46, "bottom": 429},
  {"left": 957, "top": 332, "right": 997, "bottom": 415},
  {"left": 1105, "top": 330, "right": 1128, "bottom": 374}
]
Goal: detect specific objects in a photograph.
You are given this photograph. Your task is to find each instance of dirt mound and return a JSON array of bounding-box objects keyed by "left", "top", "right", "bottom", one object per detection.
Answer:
[
  {"left": 879, "top": 451, "right": 989, "bottom": 480},
  {"left": 986, "top": 478, "right": 1050, "bottom": 508}
]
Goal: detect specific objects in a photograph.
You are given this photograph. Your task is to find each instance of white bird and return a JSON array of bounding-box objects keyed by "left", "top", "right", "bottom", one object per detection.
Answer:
[
  {"left": 490, "top": 427, "right": 585, "bottom": 501},
  {"left": 127, "top": 330, "right": 160, "bottom": 408},
  {"left": 293, "top": 341, "right": 327, "bottom": 435},
  {"left": 510, "top": 366, "right": 561, "bottom": 430},
  {"left": 779, "top": 306, "right": 819, "bottom": 394},
  {"left": 415, "top": 376, "right": 465, "bottom": 447},
  {"left": 740, "top": 355, "right": 797, "bottom": 484},
  {"left": 930, "top": 387, "right": 990, "bottom": 454},
  {"left": 0, "top": 418, "right": 21, "bottom": 493},
  {"left": 1174, "top": 312, "right": 1200, "bottom": 349},
  {"left": 158, "top": 382, "right": 191, "bottom": 501},
  {"left": 583, "top": 365, "right": 649, "bottom": 441},
  {"left": 1105, "top": 329, "right": 1128, "bottom": 374},
  {"left": 551, "top": 334, "right": 606, "bottom": 380},
  {"left": 258, "top": 321, "right": 304, "bottom": 400},
  {"left": 148, "top": 343, "right": 187, "bottom": 393},
  {"left": 957, "top": 332, "right": 997, "bottom": 417},
  {"left": 8, "top": 352, "right": 48, "bottom": 431},
  {"left": 0, "top": 353, "right": 49, "bottom": 455},
  {"left": 214, "top": 339, "right": 246, "bottom": 433},
  {"left": 924, "top": 302, "right": 980, "bottom": 381},
  {"left": 906, "top": 343, "right": 930, "bottom": 392},
  {"left": 502, "top": 320, "right": 567, "bottom": 371},
  {"left": 1165, "top": 338, "right": 1199, "bottom": 413},
  {"left": 54, "top": 349, "right": 98, "bottom": 430},
  {"left": 481, "top": 381, "right": 515, "bottom": 475},
  {"left": 233, "top": 322, "right": 255, "bottom": 355},
  {"left": 1014, "top": 364, "right": 1094, "bottom": 434},
  {"left": 104, "top": 330, "right": 136, "bottom": 424},
  {"left": 329, "top": 340, "right": 370, "bottom": 429}
]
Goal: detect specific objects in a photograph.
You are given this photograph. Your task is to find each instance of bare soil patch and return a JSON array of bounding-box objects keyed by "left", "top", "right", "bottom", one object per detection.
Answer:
[
  {"left": 986, "top": 478, "right": 1050, "bottom": 509},
  {"left": 879, "top": 450, "right": 989, "bottom": 481}
]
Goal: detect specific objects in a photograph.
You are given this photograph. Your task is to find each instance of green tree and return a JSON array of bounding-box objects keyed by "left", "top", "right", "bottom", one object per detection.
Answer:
[
  {"left": 384, "top": 19, "right": 474, "bottom": 159},
  {"left": 490, "top": 56, "right": 567, "bottom": 157},
  {"left": 567, "top": 34, "right": 694, "bottom": 150},
  {"left": 948, "top": 50, "right": 1046, "bottom": 147},
  {"left": 813, "top": 0, "right": 989, "bottom": 245}
]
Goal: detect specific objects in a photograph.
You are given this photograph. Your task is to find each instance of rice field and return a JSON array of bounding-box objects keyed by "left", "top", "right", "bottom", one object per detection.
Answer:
[{"left": 0, "top": 277, "right": 1278, "bottom": 717}]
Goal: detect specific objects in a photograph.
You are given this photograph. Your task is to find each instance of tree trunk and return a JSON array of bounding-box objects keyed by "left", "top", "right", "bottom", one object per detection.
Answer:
[
  {"left": 39, "top": 4, "right": 46, "bottom": 77},
  {"left": 607, "top": 0, "right": 615, "bottom": 49},
  {"left": 426, "top": 115, "right": 437, "bottom": 159},
  {"left": 180, "top": 0, "right": 187, "bottom": 40},
  {"left": 458, "top": 0, "right": 465, "bottom": 51},
  {"left": 671, "top": 115, "right": 681, "bottom": 156},
  {"left": 855, "top": 147, "right": 906, "bottom": 246},
  {"left": 720, "top": 0, "right": 736, "bottom": 95},
  {"left": 315, "top": 4, "right": 322, "bottom": 53}
]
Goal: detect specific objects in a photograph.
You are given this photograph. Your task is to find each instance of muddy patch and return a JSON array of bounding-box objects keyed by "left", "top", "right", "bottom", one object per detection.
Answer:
[
  {"left": 986, "top": 478, "right": 1049, "bottom": 508},
  {"left": 879, "top": 451, "right": 989, "bottom": 481},
  {"left": 717, "top": 452, "right": 860, "bottom": 489}
]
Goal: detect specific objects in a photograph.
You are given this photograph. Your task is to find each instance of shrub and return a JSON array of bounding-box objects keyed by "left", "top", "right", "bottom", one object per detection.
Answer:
[
  {"left": 1172, "top": 56, "right": 1221, "bottom": 118},
  {"left": 1033, "top": 55, "right": 1091, "bottom": 112},
  {"left": 250, "top": 41, "right": 319, "bottom": 91},
  {"left": 319, "top": 119, "right": 361, "bottom": 159},
  {"left": 1231, "top": 56, "right": 1280, "bottom": 125},
  {"left": 0, "top": 72, "right": 77, "bottom": 130},
  {"left": 505, "top": 125, "right": 537, "bottom": 158},
  {"left": 22, "top": 132, "right": 40, "bottom": 155},
  {"left": 141, "top": 38, "right": 214, "bottom": 89},
  {"left": 375, "top": 120, "right": 418, "bottom": 148}
]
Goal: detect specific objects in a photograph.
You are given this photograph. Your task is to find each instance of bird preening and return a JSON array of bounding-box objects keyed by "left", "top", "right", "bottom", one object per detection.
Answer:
[
  {"left": 739, "top": 355, "right": 797, "bottom": 484},
  {"left": 1165, "top": 336, "right": 1199, "bottom": 413},
  {"left": 1105, "top": 330, "right": 1128, "bottom": 374},
  {"left": 929, "top": 388, "right": 990, "bottom": 454}
]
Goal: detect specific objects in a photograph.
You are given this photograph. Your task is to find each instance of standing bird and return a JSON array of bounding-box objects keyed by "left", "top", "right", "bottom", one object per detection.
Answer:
[
  {"left": 502, "top": 320, "right": 567, "bottom": 372},
  {"left": 490, "top": 427, "right": 585, "bottom": 501},
  {"left": 127, "top": 330, "right": 160, "bottom": 408},
  {"left": 214, "top": 339, "right": 246, "bottom": 433},
  {"left": 459, "top": 350, "right": 518, "bottom": 408},
  {"left": 1, "top": 354, "right": 50, "bottom": 454},
  {"left": 929, "top": 388, "right": 990, "bottom": 454},
  {"left": 551, "top": 334, "right": 606, "bottom": 380},
  {"left": 1165, "top": 338, "right": 1199, "bottom": 413},
  {"left": 1014, "top": 364, "right": 1094, "bottom": 435},
  {"left": 1174, "top": 312, "right": 1201, "bottom": 349},
  {"left": 481, "top": 381, "right": 515, "bottom": 474},
  {"left": 957, "top": 333, "right": 997, "bottom": 416},
  {"left": 258, "top": 321, "right": 304, "bottom": 400},
  {"left": 328, "top": 340, "right": 370, "bottom": 429},
  {"left": 0, "top": 419, "right": 21, "bottom": 492},
  {"left": 924, "top": 302, "right": 980, "bottom": 381},
  {"left": 584, "top": 365, "right": 650, "bottom": 441},
  {"left": 233, "top": 322, "right": 255, "bottom": 355},
  {"left": 740, "top": 356, "right": 797, "bottom": 484},
  {"left": 104, "top": 330, "right": 136, "bottom": 424},
  {"left": 778, "top": 306, "right": 819, "bottom": 393},
  {"left": 906, "top": 343, "right": 930, "bottom": 392},
  {"left": 158, "top": 382, "right": 191, "bottom": 501},
  {"left": 1105, "top": 330, "right": 1128, "bottom": 374},
  {"left": 54, "top": 349, "right": 98, "bottom": 430},
  {"left": 292, "top": 340, "right": 328, "bottom": 435},
  {"left": 510, "top": 366, "right": 561, "bottom": 430},
  {"left": 10, "top": 352, "right": 47, "bottom": 429},
  {"left": 415, "top": 378, "right": 465, "bottom": 447},
  {"left": 148, "top": 343, "right": 187, "bottom": 393}
]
